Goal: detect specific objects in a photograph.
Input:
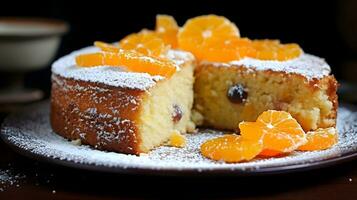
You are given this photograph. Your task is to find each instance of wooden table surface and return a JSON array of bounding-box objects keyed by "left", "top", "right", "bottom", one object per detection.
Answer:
[{"left": 0, "top": 112, "right": 357, "bottom": 200}]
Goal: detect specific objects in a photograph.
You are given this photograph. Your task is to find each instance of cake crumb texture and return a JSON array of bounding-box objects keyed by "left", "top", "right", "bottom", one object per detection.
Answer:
[{"left": 194, "top": 62, "right": 338, "bottom": 131}]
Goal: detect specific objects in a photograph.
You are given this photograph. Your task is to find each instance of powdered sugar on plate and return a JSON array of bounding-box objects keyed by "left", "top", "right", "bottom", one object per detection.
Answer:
[
  {"left": 1, "top": 101, "right": 357, "bottom": 174},
  {"left": 203, "top": 54, "right": 331, "bottom": 81},
  {"left": 52, "top": 46, "right": 194, "bottom": 90},
  {"left": 0, "top": 168, "right": 25, "bottom": 191}
]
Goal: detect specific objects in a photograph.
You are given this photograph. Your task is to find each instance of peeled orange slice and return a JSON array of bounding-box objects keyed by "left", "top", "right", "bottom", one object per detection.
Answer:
[
  {"left": 178, "top": 15, "right": 240, "bottom": 61},
  {"left": 200, "top": 134, "right": 263, "bottom": 163},
  {"left": 94, "top": 41, "right": 120, "bottom": 53},
  {"left": 252, "top": 40, "right": 302, "bottom": 61},
  {"left": 156, "top": 15, "right": 179, "bottom": 48},
  {"left": 200, "top": 37, "right": 256, "bottom": 62},
  {"left": 75, "top": 50, "right": 177, "bottom": 78},
  {"left": 298, "top": 127, "right": 338, "bottom": 151},
  {"left": 119, "top": 30, "right": 169, "bottom": 57},
  {"left": 239, "top": 110, "right": 307, "bottom": 155}
]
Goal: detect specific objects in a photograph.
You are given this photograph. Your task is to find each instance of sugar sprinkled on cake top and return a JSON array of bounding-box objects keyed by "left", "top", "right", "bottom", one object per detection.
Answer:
[
  {"left": 52, "top": 46, "right": 194, "bottom": 90},
  {"left": 53, "top": 45, "right": 331, "bottom": 90},
  {"left": 201, "top": 53, "right": 331, "bottom": 80}
]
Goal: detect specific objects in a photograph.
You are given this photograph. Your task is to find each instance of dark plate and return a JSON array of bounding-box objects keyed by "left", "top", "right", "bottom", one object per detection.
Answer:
[{"left": 1, "top": 101, "right": 357, "bottom": 176}]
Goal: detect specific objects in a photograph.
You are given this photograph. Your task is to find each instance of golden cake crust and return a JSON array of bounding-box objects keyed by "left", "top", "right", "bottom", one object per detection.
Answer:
[
  {"left": 51, "top": 74, "right": 145, "bottom": 154},
  {"left": 50, "top": 47, "right": 196, "bottom": 155}
]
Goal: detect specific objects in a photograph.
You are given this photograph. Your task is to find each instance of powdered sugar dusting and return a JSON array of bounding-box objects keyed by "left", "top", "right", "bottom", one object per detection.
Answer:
[
  {"left": 203, "top": 54, "right": 331, "bottom": 80},
  {"left": 51, "top": 46, "right": 193, "bottom": 90},
  {"left": 166, "top": 49, "right": 195, "bottom": 66},
  {"left": 2, "top": 101, "right": 357, "bottom": 173},
  {"left": 0, "top": 169, "right": 25, "bottom": 191}
]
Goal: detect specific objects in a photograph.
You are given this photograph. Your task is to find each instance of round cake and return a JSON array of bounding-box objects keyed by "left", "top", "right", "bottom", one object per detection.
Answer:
[{"left": 50, "top": 15, "right": 338, "bottom": 155}]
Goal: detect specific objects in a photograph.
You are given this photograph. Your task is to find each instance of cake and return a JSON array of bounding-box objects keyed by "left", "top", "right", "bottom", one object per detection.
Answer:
[
  {"left": 50, "top": 15, "right": 338, "bottom": 155},
  {"left": 51, "top": 47, "right": 196, "bottom": 154},
  {"left": 193, "top": 55, "right": 338, "bottom": 132}
]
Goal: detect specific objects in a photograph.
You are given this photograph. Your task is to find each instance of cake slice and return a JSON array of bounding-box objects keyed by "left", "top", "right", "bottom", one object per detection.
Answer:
[
  {"left": 51, "top": 47, "right": 195, "bottom": 154},
  {"left": 176, "top": 15, "right": 338, "bottom": 132},
  {"left": 193, "top": 55, "right": 338, "bottom": 131}
]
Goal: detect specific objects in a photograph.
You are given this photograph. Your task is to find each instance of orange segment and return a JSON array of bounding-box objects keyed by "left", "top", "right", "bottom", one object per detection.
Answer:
[
  {"left": 177, "top": 15, "right": 302, "bottom": 62},
  {"left": 156, "top": 15, "right": 179, "bottom": 48},
  {"left": 298, "top": 127, "right": 338, "bottom": 151},
  {"left": 199, "top": 37, "right": 256, "bottom": 62},
  {"left": 76, "top": 52, "right": 121, "bottom": 66},
  {"left": 169, "top": 131, "right": 187, "bottom": 148},
  {"left": 239, "top": 110, "right": 307, "bottom": 155},
  {"left": 94, "top": 41, "right": 120, "bottom": 53},
  {"left": 178, "top": 15, "right": 240, "bottom": 62},
  {"left": 200, "top": 135, "right": 263, "bottom": 163},
  {"left": 259, "top": 149, "right": 285, "bottom": 157},
  {"left": 119, "top": 30, "right": 169, "bottom": 57},
  {"left": 252, "top": 40, "right": 302, "bottom": 61},
  {"left": 238, "top": 122, "right": 264, "bottom": 141},
  {"left": 75, "top": 50, "right": 177, "bottom": 78}
]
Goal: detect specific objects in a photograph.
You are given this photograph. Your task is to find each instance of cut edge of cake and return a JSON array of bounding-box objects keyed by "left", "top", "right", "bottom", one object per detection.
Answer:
[
  {"left": 51, "top": 46, "right": 196, "bottom": 155},
  {"left": 193, "top": 54, "right": 338, "bottom": 132}
]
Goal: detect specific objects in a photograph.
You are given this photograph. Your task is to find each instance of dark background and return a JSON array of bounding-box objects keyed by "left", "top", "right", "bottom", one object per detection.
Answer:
[
  {"left": 1, "top": 0, "right": 357, "bottom": 97},
  {"left": 1, "top": 1, "right": 357, "bottom": 199}
]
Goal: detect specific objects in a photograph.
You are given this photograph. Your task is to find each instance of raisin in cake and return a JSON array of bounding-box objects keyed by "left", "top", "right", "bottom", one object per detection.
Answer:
[{"left": 51, "top": 47, "right": 195, "bottom": 154}]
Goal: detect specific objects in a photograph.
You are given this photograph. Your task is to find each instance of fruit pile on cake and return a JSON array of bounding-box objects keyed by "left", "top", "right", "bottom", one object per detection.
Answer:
[{"left": 51, "top": 15, "right": 338, "bottom": 161}]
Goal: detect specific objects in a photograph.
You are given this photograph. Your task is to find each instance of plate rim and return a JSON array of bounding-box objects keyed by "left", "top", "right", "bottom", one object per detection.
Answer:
[{"left": 1, "top": 101, "right": 357, "bottom": 176}]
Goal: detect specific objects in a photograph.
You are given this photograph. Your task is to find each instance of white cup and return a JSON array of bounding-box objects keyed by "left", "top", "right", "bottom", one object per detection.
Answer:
[{"left": 0, "top": 18, "right": 69, "bottom": 72}]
